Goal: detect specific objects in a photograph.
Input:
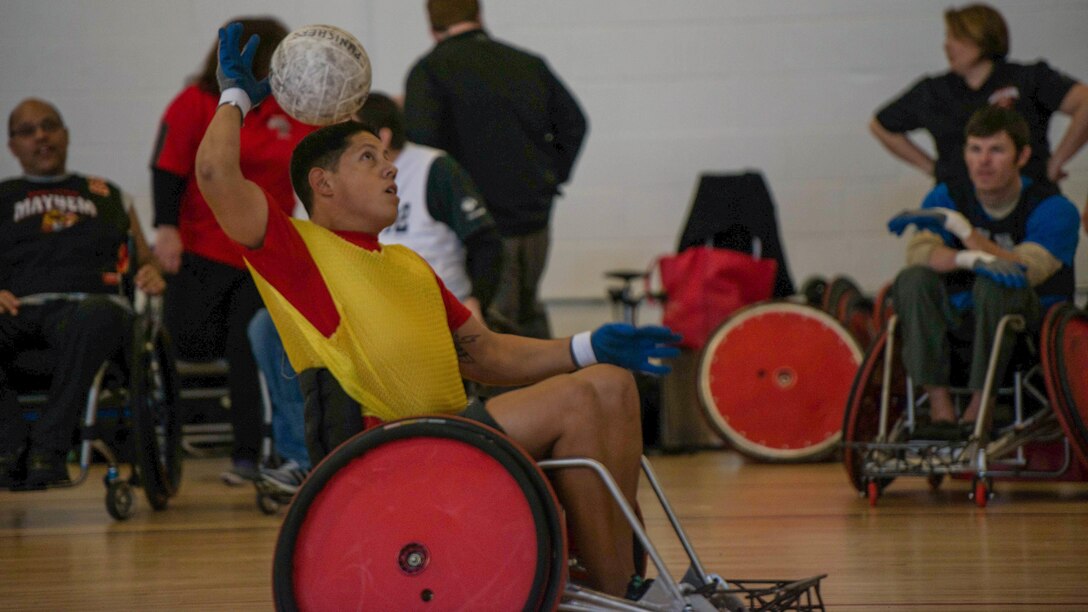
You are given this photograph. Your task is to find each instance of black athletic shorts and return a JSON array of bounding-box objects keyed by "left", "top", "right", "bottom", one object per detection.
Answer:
[{"left": 458, "top": 398, "right": 505, "bottom": 433}]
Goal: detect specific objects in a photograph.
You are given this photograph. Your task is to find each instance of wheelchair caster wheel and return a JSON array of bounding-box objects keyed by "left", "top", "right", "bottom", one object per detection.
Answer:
[
  {"left": 106, "top": 480, "right": 135, "bottom": 521},
  {"left": 866, "top": 480, "right": 880, "bottom": 507},
  {"left": 258, "top": 491, "right": 281, "bottom": 515},
  {"left": 927, "top": 474, "right": 944, "bottom": 490},
  {"left": 970, "top": 478, "right": 993, "bottom": 508}
]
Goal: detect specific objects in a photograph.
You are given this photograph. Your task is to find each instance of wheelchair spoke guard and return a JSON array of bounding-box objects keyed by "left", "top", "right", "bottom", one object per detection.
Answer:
[
  {"left": 841, "top": 328, "right": 907, "bottom": 493},
  {"left": 699, "top": 302, "right": 862, "bottom": 462},
  {"left": 273, "top": 416, "right": 566, "bottom": 612},
  {"left": 1047, "top": 305, "right": 1088, "bottom": 470},
  {"left": 129, "top": 318, "right": 183, "bottom": 510}
]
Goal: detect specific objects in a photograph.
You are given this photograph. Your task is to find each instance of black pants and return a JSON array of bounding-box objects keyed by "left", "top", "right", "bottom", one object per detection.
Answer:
[
  {"left": 165, "top": 252, "right": 263, "bottom": 462},
  {"left": 490, "top": 228, "right": 552, "bottom": 339},
  {"left": 0, "top": 296, "right": 130, "bottom": 460}
]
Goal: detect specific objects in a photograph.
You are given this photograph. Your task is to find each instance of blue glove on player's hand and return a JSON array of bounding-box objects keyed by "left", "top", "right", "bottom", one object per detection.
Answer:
[
  {"left": 954, "top": 250, "right": 1028, "bottom": 289},
  {"left": 217, "top": 22, "right": 271, "bottom": 109},
  {"left": 571, "top": 323, "right": 682, "bottom": 375},
  {"left": 887, "top": 208, "right": 972, "bottom": 240}
]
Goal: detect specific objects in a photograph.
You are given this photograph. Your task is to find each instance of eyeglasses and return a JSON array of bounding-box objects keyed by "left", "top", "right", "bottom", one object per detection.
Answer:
[{"left": 10, "top": 118, "right": 64, "bottom": 139}]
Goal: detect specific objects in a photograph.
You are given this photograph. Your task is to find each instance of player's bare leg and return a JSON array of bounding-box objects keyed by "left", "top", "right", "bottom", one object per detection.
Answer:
[{"left": 485, "top": 365, "right": 642, "bottom": 597}]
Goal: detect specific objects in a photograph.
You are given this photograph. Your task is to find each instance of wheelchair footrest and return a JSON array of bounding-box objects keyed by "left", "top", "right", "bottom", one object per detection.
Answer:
[
  {"left": 719, "top": 574, "right": 827, "bottom": 611},
  {"left": 848, "top": 440, "right": 974, "bottom": 477}
]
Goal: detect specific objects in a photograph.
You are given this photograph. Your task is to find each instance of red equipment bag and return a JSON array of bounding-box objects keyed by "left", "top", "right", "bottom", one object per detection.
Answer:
[{"left": 653, "top": 246, "right": 777, "bottom": 350}]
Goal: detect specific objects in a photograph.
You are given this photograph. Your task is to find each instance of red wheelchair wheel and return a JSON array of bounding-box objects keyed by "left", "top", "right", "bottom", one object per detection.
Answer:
[
  {"left": 273, "top": 416, "right": 567, "bottom": 611},
  {"left": 843, "top": 293, "right": 877, "bottom": 349},
  {"left": 821, "top": 276, "right": 861, "bottom": 317},
  {"left": 871, "top": 282, "right": 894, "bottom": 332},
  {"left": 699, "top": 302, "right": 862, "bottom": 461},
  {"left": 840, "top": 328, "right": 908, "bottom": 493},
  {"left": 1049, "top": 306, "right": 1088, "bottom": 471},
  {"left": 1040, "top": 304, "right": 1067, "bottom": 419}
]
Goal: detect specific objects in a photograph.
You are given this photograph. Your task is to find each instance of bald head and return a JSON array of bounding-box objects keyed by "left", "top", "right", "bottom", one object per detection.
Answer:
[
  {"left": 9, "top": 98, "right": 63, "bottom": 136},
  {"left": 8, "top": 98, "right": 69, "bottom": 176}
]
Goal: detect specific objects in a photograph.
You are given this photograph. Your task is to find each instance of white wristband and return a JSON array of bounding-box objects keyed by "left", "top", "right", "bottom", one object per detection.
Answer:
[
  {"left": 943, "top": 213, "right": 973, "bottom": 241},
  {"left": 954, "top": 250, "right": 995, "bottom": 269},
  {"left": 217, "top": 88, "right": 253, "bottom": 119},
  {"left": 570, "top": 331, "right": 597, "bottom": 368}
]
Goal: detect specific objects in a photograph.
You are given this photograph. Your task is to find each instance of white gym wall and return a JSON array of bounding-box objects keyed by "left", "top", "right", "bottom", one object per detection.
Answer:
[{"left": 2, "top": 0, "right": 1086, "bottom": 302}]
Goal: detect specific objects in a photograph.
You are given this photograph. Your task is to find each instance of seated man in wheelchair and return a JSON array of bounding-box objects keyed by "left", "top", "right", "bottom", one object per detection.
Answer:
[
  {"left": 196, "top": 25, "right": 680, "bottom": 600},
  {"left": 0, "top": 98, "right": 165, "bottom": 488},
  {"left": 887, "top": 106, "right": 1079, "bottom": 439}
]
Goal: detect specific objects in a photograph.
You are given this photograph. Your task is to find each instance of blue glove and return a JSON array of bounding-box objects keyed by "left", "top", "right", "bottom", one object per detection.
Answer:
[
  {"left": 954, "top": 250, "right": 1028, "bottom": 289},
  {"left": 572, "top": 323, "right": 682, "bottom": 375},
  {"left": 887, "top": 208, "right": 972, "bottom": 240},
  {"left": 216, "top": 22, "right": 270, "bottom": 108}
]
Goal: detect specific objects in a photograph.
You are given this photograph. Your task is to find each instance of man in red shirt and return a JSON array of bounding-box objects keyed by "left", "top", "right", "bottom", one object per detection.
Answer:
[{"left": 197, "top": 23, "right": 679, "bottom": 599}]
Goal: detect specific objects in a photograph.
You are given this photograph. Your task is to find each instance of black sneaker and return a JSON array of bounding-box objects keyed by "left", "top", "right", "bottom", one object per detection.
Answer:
[
  {"left": 0, "top": 453, "right": 23, "bottom": 488},
  {"left": 624, "top": 575, "right": 654, "bottom": 601},
  {"left": 24, "top": 453, "right": 69, "bottom": 488}
]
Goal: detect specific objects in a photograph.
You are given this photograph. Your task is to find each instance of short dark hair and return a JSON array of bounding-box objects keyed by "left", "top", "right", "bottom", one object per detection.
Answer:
[
  {"left": 290, "top": 121, "right": 379, "bottom": 213},
  {"left": 194, "top": 17, "right": 289, "bottom": 93},
  {"left": 354, "top": 92, "right": 405, "bottom": 150},
  {"left": 944, "top": 4, "right": 1009, "bottom": 60},
  {"left": 964, "top": 106, "right": 1029, "bottom": 152},
  {"left": 427, "top": 0, "right": 480, "bottom": 32}
]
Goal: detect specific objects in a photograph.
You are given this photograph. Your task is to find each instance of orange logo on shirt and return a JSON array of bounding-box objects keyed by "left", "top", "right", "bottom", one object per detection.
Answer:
[
  {"left": 988, "top": 86, "right": 1020, "bottom": 109},
  {"left": 41, "top": 209, "right": 79, "bottom": 232},
  {"left": 87, "top": 177, "right": 110, "bottom": 197}
]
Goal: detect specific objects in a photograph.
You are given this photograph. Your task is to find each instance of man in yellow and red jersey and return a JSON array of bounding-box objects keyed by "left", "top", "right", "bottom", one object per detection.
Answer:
[{"left": 196, "top": 23, "right": 680, "bottom": 599}]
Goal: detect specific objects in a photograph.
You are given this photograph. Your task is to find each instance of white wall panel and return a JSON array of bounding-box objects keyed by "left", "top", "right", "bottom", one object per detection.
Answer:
[{"left": 1, "top": 0, "right": 1085, "bottom": 298}]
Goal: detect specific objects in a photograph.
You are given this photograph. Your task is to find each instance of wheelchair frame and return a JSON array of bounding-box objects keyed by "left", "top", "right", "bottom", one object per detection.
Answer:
[
  {"left": 272, "top": 416, "right": 826, "bottom": 611},
  {"left": 543, "top": 455, "right": 825, "bottom": 611},
  {"left": 843, "top": 311, "right": 1085, "bottom": 508},
  {"left": 8, "top": 292, "right": 183, "bottom": 520}
]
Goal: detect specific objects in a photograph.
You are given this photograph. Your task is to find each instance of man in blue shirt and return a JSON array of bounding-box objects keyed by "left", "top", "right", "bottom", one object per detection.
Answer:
[{"left": 887, "top": 106, "right": 1078, "bottom": 435}]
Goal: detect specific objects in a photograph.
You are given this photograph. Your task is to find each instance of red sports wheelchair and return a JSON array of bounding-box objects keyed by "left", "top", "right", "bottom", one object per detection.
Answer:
[
  {"left": 270, "top": 414, "right": 827, "bottom": 611},
  {"left": 842, "top": 302, "right": 1088, "bottom": 508}
]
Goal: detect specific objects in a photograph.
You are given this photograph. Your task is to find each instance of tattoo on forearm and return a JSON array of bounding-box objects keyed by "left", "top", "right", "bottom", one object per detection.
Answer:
[{"left": 453, "top": 332, "right": 479, "bottom": 363}]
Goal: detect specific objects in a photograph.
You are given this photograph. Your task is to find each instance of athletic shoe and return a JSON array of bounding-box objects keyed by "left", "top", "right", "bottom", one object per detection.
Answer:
[
  {"left": 220, "top": 459, "right": 260, "bottom": 486},
  {"left": 24, "top": 453, "right": 69, "bottom": 488},
  {"left": 259, "top": 459, "right": 307, "bottom": 495},
  {"left": 624, "top": 575, "right": 656, "bottom": 601},
  {"left": 0, "top": 453, "right": 22, "bottom": 488}
]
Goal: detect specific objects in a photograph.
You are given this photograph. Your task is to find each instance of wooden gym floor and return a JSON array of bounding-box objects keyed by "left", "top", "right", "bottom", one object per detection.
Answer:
[{"left": 1, "top": 451, "right": 1086, "bottom": 610}]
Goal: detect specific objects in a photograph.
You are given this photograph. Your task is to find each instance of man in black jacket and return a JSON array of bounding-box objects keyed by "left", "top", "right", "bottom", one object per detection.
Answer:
[{"left": 404, "top": 0, "right": 588, "bottom": 338}]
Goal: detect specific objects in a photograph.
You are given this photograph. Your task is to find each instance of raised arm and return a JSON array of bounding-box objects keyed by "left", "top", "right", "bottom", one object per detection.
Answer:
[
  {"left": 194, "top": 22, "right": 273, "bottom": 249},
  {"left": 196, "top": 106, "right": 269, "bottom": 248}
]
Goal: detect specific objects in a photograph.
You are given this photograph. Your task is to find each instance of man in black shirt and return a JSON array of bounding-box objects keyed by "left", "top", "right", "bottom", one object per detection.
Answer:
[
  {"left": 0, "top": 98, "right": 163, "bottom": 488},
  {"left": 404, "top": 0, "right": 588, "bottom": 338}
]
